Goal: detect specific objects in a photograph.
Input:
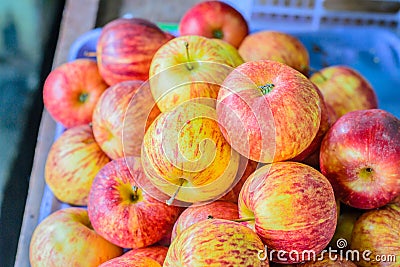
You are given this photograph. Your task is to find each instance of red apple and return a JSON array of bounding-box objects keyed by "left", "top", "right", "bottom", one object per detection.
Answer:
[
  {"left": 29, "top": 207, "right": 123, "bottom": 267},
  {"left": 292, "top": 84, "right": 331, "bottom": 165},
  {"left": 171, "top": 200, "right": 239, "bottom": 242},
  {"left": 238, "top": 31, "right": 310, "bottom": 75},
  {"left": 45, "top": 124, "right": 110, "bottom": 206},
  {"left": 164, "top": 219, "right": 268, "bottom": 266},
  {"left": 87, "top": 157, "right": 182, "bottom": 249},
  {"left": 216, "top": 59, "right": 322, "bottom": 163},
  {"left": 141, "top": 101, "right": 240, "bottom": 205},
  {"left": 92, "top": 80, "right": 160, "bottom": 159},
  {"left": 43, "top": 58, "right": 108, "bottom": 128},
  {"left": 350, "top": 204, "right": 400, "bottom": 267},
  {"left": 309, "top": 65, "right": 378, "bottom": 123},
  {"left": 238, "top": 161, "right": 337, "bottom": 264},
  {"left": 179, "top": 0, "right": 249, "bottom": 48},
  {"left": 99, "top": 246, "right": 168, "bottom": 267},
  {"left": 329, "top": 207, "right": 363, "bottom": 250},
  {"left": 99, "top": 256, "right": 160, "bottom": 267},
  {"left": 320, "top": 109, "right": 400, "bottom": 209},
  {"left": 97, "top": 18, "right": 173, "bottom": 86},
  {"left": 149, "top": 35, "right": 241, "bottom": 112}
]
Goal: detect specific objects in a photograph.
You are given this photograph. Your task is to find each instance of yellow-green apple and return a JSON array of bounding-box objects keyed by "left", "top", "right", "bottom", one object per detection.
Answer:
[
  {"left": 292, "top": 84, "right": 331, "bottom": 166},
  {"left": 219, "top": 157, "right": 259, "bottom": 203},
  {"left": 171, "top": 200, "right": 239, "bottom": 242},
  {"left": 99, "top": 256, "right": 161, "bottom": 267},
  {"left": 87, "top": 157, "right": 182, "bottom": 249},
  {"left": 238, "top": 31, "right": 310, "bottom": 75},
  {"left": 45, "top": 124, "right": 110, "bottom": 205},
  {"left": 92, "top": 80, "right": 160, "bottom": 159},
  {"left": 320, "top": 109, "right": 400, "bottom": 209},
  {"left": 29, "top": 207, "right": 122, "bottom": 267},
  {"left": 141, "top": 101, "right": 240, "bottom": 205},
  {"left": 216, "top": 59, "right": 322, "bottom": 163},
  {"left": 350, "top": 204, "right": 400, "bottom": 267},
  {"left": 179, "top": 0, "right": 249, "bottom": 48},
  {"left": 238, "top": 161, "right": 337, "bottom": 264},
  {"left": 43, "top": 58, "right": 108, "bottom": 128},
  {"left": 96, "top": 18, "right": 173, "bottom": 86},
  {"left": 99, "top": 246, "right": 168, "bottom": 267},
  {"left": 296, "top": 253, "right": 357, "bottom": 266},
  {"left": 212, "top": 38, "right": 244, "bottom": 67},
  {"left": 149, "top": 35, "right": 241, "bottom": 112},
  {"left": 309, "top": 65, "right": 378, "bottom": 123},
  {"left": 164, "top": 218, "right": 268, "bottom": 266}
]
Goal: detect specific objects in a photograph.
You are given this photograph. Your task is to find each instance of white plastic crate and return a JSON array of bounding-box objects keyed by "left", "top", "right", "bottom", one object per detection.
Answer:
[{"left": 223, "top": 0, "right": 400, "bottom": 32}]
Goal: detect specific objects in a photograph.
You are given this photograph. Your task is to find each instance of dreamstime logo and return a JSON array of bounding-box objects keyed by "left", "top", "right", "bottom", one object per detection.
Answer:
[{"left": 257, "top": 238, "right": 398, "bottom": 263}]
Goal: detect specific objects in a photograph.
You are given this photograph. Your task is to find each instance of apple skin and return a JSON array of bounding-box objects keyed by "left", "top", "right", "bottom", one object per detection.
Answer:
[
  {"left": 87, "top": 157, "right": 182, "bottom": 249},
  {"left": 212, "top": 38, "right": 245, "bottom": 67},
  {"left": 92, "top": 80, "right": 160, "bottom": 159},
  {"left": 350, "top": 205, "right": 400, "bottom": 267},
  {"left": 99, "top": 246, "right": 168, "bottom": 267},
  {"left": 238, "top": 161, "right": 337, "bottom": 264},
  {"left": 149, "top": 35, "right": 242, "bottom": 112},
  {"left": 216, "top": 59, "right": 322, "bottom": 163},
  {"left": 141, "top": 101, "right": 240, "bottom": 204},
  {"left": 97, "top": 18, "right": 173, "bottom": 86},
  {"left": 292, "top": 83, "right": 331, "bottom": 165},
  {"left": 29, "top": 207, "right": 123, "bottom": 267},
  {"left": 171, "top": 200, "right": 239, "bottom": 242},
  {"left": 98, "top": 256, "right": 161, "bottom": 267},
  {"left": 320, "top": 109, "right": 400, "bottom": 209},
  {"left": 45, "top": 124, "right": 110, "bottom": 206},
  {"left": 238, "top": 31, "right": 310, "bottom": 75},
  {"left": 179, "top": 0, "right": 249, "bottom": 48},
  {"left": 309, "top": 65, "right": 378, "bottom": 123},
  {"left": 43, "top": 59, "right": 108, "bottom": 128},
  {"left": 164, "top": 218, "right": 269, "bottom": 266}
]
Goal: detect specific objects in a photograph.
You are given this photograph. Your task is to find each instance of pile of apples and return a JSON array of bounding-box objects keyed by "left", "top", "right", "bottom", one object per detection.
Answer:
[{"left": 30, "top": 1, "right": 399, "bottom": 266}]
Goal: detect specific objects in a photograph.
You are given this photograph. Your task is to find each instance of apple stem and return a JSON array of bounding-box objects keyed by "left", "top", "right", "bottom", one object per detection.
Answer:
[
  {"left": 259, "top": 84, "right": 274, "bottom": 95},
  {"left": 212, "top": 29, "right": 224, "bottom": 39},
  {"left": 184, "top": 41, "right": 194, "bottom": 71},
  {"left": 166, "top": 179, "right": 185, "bottom": 206},
  {"left": 232, "top": 217, "right": 255, "bottom": 222},
  {"left": 79, "top": 92, "right": 89, "bottom": 103},
  {"left": 131, "top": 186, "right": 139, "bottom": 201}
]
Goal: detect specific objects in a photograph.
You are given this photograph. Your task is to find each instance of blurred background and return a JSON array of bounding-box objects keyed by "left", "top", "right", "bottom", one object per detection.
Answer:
[{"left": 0, "top": 0, "right": 399, "bottom": 266}]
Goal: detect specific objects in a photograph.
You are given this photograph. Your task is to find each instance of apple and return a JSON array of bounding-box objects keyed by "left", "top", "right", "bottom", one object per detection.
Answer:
[
  {"left": 141, "top": 101, "right": 240, "bottom": 205},
  {"left": 87, "top": 157, "right": 182, "bottom": 249},
  {"left": 96, "top": 17, "right": 173, "bottom": 86},
  {"left": 164, "top": 218, "right": 268, "bottom": 266},
  {"left": 99, "top": 256, "right": 160, "bottom": 267},
  {"left": 292, "top": 83, "right": 331, "bottom": 165},
  {"left": 320, "top": 109, "right": 400, "bottom": 209},
  {"left": 238, "top": 161, "right": 337, "bottom": 264},
  {"left": 99, "top": 246, "right": 168, "bottom": 267},
  {"left": 43, "top": 58, "right": 108, "bottom": 128},
  {"left": 179, "top": 0, "right": 249, "bottom": 48},
  {"left": 29, "top": 207, "right": 123, "bottom": 267},
  {"left": 45, "top": 124, "right": 110, "bottom": 206},
  {"left": 212, "top": 38, "right": 244, "bottom": 67},
  {"left": 149, "top": 35, "right": 242, "bottom": 112},
  {"left": 216, "top": 59, "right": 322, "bottom": 163},
  {"left": 350, "top": 204, "right": 400, "bottom": 267},
  {"left": 171, "top": 200, "right": 239, "bottom": 242},
  {"left": 296, "top": 253, "right": 357, "bottom": 266},
  {"left": 92, "top": 80, "right": 160, "bottom": 159},
  {"left": 309, "top": 65, "right": 378, "bottom": 123},
  {"left": 238, "top": 31, "right": 310, "bottom": 75}
]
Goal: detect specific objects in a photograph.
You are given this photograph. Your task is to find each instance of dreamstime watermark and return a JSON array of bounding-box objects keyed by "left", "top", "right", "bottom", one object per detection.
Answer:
[{"left": 257, "top": 238, "right": 398, "bottom": 263}]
